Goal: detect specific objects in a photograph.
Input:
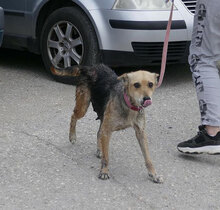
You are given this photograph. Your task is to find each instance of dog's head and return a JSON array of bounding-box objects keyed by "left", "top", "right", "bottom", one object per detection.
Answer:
[{"left": 118, "top": 70, "right": 159, "bottom": 108}]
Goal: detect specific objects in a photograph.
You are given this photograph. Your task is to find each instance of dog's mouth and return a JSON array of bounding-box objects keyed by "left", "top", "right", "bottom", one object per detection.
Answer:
[{"left": 141, "top": 99, "right": 152, "bottom": 108}]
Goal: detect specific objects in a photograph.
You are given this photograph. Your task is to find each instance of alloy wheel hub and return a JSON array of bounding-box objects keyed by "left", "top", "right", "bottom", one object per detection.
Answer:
[{"left": 47, "top": 21, "right": 84, "bottom": 69}]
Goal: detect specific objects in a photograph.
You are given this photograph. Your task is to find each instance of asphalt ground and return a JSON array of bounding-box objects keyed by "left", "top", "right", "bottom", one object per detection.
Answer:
[{"left": 0, "top": 49, "right": 220, "bottom": 210}]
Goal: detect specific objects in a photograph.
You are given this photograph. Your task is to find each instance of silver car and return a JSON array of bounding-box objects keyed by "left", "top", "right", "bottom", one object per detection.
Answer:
[{"left": 0, "top": 0, "right": 196, "bottom": 81}]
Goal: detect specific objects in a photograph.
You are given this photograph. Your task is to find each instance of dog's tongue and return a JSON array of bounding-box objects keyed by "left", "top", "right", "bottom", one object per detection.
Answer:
[{"left": 143, "top": 99, "right": 152, "bottom": 107}]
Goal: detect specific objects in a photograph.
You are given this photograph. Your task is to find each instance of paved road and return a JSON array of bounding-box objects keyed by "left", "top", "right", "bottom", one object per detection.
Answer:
[{"left": 0, "top": 50, "right": 220, "bottom": 210}]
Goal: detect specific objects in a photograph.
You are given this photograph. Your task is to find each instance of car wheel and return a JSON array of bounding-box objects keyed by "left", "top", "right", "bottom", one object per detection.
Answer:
[{"left": 40, "top": 7, "right": 100, "bottom": 83}]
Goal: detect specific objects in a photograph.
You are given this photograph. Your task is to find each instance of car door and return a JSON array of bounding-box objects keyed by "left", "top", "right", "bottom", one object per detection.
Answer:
[
  {"left": 0, "top": 7, "right": 4, "bottom": 46},
  {"left": 0, "top": 0, "right": 27, "bottom": 36}
]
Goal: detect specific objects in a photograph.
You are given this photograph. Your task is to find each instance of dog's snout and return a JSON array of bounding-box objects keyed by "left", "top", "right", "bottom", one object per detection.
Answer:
[
  {"left": 142, "top": 96, "right": 152, "bottom": 107},
  {"left": 143, "top": 96, "right": 151, "bottom": 101}
]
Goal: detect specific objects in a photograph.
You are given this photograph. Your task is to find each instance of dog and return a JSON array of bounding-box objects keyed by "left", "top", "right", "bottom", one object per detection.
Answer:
[{"left": 51, "top": 64, "right": 163, "bottom": 183}]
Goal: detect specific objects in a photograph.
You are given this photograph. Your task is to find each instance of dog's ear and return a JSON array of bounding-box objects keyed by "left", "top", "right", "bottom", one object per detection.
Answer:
[
  {"left": 118, "top": 73, "right": 129, "bottom": 86},
  {"left": 155, "top": 73, "right": 160, "bottom": 85}
]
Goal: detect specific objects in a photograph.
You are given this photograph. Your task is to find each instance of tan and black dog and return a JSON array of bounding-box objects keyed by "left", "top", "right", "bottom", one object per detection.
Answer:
[{"left": 51, "top": 64, "right": 163, "bottom": 183}]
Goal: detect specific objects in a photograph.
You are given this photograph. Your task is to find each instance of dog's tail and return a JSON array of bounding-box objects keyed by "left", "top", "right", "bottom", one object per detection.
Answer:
[{"left": 51, "top": 66, "right": 81, "bottom": 77}]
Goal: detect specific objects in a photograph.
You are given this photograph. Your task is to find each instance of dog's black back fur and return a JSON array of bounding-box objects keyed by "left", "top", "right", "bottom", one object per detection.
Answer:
[{"left": 78, "top": 64, "right": 121, "bottom": 120}]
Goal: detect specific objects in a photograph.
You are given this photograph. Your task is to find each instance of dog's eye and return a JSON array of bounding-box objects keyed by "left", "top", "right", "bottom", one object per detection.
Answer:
[
  {"left": 148, "top": 82, "right": 153, "bottom": 88},
  {"left": 134, "top": 82, "right": 141, "bottom": 88}
]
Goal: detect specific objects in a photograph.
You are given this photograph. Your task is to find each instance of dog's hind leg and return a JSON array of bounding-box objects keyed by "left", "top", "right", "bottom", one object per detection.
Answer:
[
  {"left": 69, "top": 85, "right": 91, "bottom": 144},
  {"left": 134, "top": 124, "right": 163, "bottom": 183},
  {"left": 96, "top": 122, "right": 102, "bottom": 158}
]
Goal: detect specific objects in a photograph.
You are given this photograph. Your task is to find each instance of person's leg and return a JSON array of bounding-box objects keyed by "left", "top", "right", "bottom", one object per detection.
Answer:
[
  {"left": 194, "top": 57, "right": 220, "bottom": 134},
  {"left": 206, "top": 126, "right": 220, "bottom": 137},
  {"left": 177, "top": 0, "right": 220, "bottom": 154}
]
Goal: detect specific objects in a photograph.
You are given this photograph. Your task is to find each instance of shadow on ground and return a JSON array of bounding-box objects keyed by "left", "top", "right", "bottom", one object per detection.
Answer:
[{"left": 0, "top": 49, "right": 192, "bottom": 86}]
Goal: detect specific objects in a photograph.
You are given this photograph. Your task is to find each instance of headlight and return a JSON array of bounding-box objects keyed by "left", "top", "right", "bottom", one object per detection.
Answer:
[{"left": 113, "top": 0, "right": 174, "bottom": 10}]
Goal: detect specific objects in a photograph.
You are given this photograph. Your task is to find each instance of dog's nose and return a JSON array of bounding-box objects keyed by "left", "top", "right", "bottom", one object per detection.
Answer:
[
  {"left": 143, "top": 96, "right": 151, "bottom": 101},
  {"left": 142, "top": 96, "right": 152, "bottom": 107}
]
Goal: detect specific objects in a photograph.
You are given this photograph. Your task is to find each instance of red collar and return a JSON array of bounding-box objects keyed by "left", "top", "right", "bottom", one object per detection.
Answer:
[{"left": 123, "top": 92, "right": 142, "bottom": 112}]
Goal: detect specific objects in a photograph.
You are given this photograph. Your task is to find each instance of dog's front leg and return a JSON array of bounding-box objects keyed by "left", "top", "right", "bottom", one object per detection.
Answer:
[
  {"left": 134, "top": 124, "right": 163, "bottom": 183},
  {"left": 98, "top": 127, "right": 112, "bottom": 180}
]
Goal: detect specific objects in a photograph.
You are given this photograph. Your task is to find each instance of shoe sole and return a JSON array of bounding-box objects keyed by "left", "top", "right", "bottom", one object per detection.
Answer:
[{"left": 177, "top": 145, "right": 220, "bottom": 155}]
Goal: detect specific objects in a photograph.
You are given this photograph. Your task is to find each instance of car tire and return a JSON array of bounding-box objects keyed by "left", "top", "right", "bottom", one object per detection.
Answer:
[{"left": 40, "top": 7, "right": 100, "bottom": 84}]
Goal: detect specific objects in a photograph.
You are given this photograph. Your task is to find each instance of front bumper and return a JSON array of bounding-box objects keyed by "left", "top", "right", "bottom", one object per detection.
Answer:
[
  {"left": 101, "top": 41, "right": 190, "bottom": 66},
  {"left": 88, "top": 1, "right": 194, "bottom": 65}
]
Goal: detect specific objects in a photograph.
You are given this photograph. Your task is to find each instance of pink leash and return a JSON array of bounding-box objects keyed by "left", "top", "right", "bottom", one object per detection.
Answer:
[{"left": 157, "top": 1, "right": 175, "bottom": 88}]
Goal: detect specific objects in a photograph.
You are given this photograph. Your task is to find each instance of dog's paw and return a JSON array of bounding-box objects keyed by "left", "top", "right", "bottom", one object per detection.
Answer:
[
  {"left": 148, "top": 173, "right": 164, "bottom": 184},
  {"left": 96, "top": 149, "right": 102, "bottom": 159},
  {"left": 69, "top": 133, "right": 76, "bottom": 144},
  {"left": 98, "top": 171, "right": 110, "bottom": 180}
]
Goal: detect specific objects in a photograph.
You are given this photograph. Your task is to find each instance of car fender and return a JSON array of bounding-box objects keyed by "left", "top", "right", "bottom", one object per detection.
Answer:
[{"left": 30, "top": 0, "right": 115, "bottom": 48}]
